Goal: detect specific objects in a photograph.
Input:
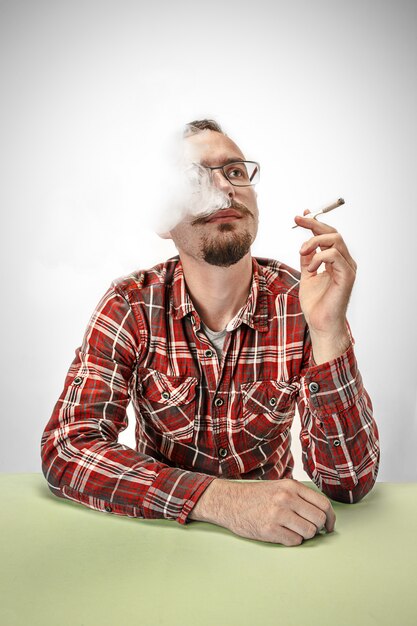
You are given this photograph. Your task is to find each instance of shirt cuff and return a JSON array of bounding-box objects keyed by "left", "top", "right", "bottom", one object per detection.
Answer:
[
  {"left": 302, "top": 343, "right": 363, "bottom": 417},
  {"left": 142, "top": 467, "right": 217, "bottom": 526}
]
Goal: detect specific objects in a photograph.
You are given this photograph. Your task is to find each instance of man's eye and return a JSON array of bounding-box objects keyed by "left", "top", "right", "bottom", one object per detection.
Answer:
[{"left": 229, "top": 168, "right": 244, "bottom": 177}]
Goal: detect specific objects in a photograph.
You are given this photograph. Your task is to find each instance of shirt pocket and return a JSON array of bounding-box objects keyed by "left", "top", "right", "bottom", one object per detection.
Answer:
[
  {"left": 240, "top": 378, "right": 299, "bottom": 442},
  {"left": 137, "top": 368, "right": 198, "bottom": 442}
]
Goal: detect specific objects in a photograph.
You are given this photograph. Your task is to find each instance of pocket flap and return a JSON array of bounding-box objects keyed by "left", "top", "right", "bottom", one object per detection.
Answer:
[
  {"left": 241, "top": 378, "right": 300, "bottom": 415},
  {"left": 139, "top": 368, "right": 198, "bottom": 406}
]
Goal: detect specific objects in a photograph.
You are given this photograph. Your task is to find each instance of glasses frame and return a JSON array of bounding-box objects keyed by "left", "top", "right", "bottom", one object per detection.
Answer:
[{"left": 203, "top": 160, "right": 260, "bottom": 187}]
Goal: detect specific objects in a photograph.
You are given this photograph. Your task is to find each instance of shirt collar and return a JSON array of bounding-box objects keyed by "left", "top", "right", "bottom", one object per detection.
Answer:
[{"left": 169, "top": 257, "right": 269, "bottom": 333}]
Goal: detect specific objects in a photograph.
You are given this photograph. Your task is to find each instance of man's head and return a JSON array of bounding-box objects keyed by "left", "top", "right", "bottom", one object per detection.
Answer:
[{"left": 165, "top": 119, "right": 259, "bottom": 268}]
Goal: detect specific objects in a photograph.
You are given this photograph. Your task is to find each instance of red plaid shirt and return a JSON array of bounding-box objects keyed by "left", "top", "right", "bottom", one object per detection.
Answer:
[{"left": 41, "top": 256, "right": 380, "bottom": 525}]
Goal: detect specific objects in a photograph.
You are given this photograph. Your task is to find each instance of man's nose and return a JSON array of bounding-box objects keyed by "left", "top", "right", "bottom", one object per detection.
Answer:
[{"left": 211, "top": 170, "right": 236, "bottom": 198}]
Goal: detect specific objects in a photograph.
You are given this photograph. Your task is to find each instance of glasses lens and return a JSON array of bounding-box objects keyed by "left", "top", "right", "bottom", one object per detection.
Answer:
[{"left": 224, "top": 162, "right": 260, "bottom": 186}]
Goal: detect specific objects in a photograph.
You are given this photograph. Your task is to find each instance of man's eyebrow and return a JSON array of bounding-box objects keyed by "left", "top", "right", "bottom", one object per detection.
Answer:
[{"left": 200, "top": 156, "right": 245, "bottom": 166}]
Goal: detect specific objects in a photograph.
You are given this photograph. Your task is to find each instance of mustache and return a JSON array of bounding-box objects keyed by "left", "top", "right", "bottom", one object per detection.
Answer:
[{"left": 191, "top": 201, "right": 252, "bottom": 226}]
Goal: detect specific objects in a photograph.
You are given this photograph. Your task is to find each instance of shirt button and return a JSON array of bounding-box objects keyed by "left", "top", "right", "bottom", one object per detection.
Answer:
[
  {"left": 204, "top": 349, "right": 213, "bottom": 358},
  {"left": 73, "top": 376, "right": 83, "bottom": 385},
  {"left": 161, "top": 391, "right": 170, "bottom": 400},
  {"left": 218, "top": 447, "right": 228, "bottom": 458},
  {"left": 105, "top": 505, "right": 112, "bottom": 513},
  {"left": 269, "top": 397, "right": 277, "bottom": 407},
  {"left": 334, "top": 439, "right": 341, "bottom": 447},
  {"left": 308, "top": 382, "right": 320, "bottom": 393},
  {"left": 214, "top": 397, "right": 224, "bottom": 407}
]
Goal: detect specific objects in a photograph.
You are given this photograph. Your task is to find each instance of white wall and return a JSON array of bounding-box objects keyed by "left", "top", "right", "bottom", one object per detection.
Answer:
[{"left": 1, "top": 0, "right": 416, "bottom": 479}]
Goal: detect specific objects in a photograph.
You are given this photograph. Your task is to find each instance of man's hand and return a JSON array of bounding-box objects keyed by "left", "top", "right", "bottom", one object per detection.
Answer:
[
  {"left": 189, "top": 478, "right": 336, "bottom": 546},
  {"left": 294, "top": 210, "right": 357, "bottom": 363}
]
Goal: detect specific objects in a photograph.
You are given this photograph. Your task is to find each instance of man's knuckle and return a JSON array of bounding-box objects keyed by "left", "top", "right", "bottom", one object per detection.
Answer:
[
  {"left": 320, "top": 499, "right": 332, "bottom": 512},
  {"left": 282, "top": 478, "right": 298, "bottom": 487},
  {"left": 277, "top": 491, "right": 291, "bottom": 506},
  {"left": 276, "top": 484, "right": 291, "bottom": 496},
  {"left": 318, "top": 511, "right": 327, "bottom": 526},
  {"left": 304, "top": 523, "right": 317, "bottom": 539}
]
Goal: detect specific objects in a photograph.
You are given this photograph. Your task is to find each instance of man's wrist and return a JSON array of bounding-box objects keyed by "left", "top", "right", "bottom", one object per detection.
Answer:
[
  {"left": 309, "top": 327, "right": 351, "bottom": 365},
  {"left": 188, "top": 478, "right": 234, "bottom": 524}
]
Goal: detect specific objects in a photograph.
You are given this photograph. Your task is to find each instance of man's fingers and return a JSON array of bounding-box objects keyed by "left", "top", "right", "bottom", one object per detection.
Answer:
[
  {"left": 292, "top": 499, "right": 329, "bottom": 534},
  {"left": 300, "top": 233, "right": 357, "bottom": 273},
  {"left": 301, "top": 233, "right": 346, "bottom": 255},
  {"left": 299, "top": 250, "right": 318, "bottom": 278},
  {"left": 306, "top": 248, "right": 355, "bottom": 282},
  {"left": 282, "top": 510, "right": 318, "bottom": 541},
  {"left": 278, "top": 523, "right": 305, "bottom": 547},
  {"left": 282, "top": 507, "right": 329, "bottom": 541},
  {"left": 294, "top": 214, "right": 337, "bottom": 235},
  {"left": 298, "top": 211, "right": 319, "bottom": 277},
  {"left": 295, "top": 483, "right": 336, "bottom": 532}
]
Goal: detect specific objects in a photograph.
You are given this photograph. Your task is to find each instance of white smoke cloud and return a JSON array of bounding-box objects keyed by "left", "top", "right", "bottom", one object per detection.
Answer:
[{"left": 148, "top": 128, "right": 232, "bottom": 236}]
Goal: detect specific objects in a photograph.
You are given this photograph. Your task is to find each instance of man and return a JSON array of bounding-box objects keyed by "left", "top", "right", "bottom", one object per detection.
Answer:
[{"left": 41, "top": 119, "right": 380, "bottom": 547}]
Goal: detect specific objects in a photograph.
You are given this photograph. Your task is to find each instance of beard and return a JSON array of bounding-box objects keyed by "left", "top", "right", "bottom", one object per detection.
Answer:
[{"left": 201, "top": 224, "right": 253, "bottom": 267}]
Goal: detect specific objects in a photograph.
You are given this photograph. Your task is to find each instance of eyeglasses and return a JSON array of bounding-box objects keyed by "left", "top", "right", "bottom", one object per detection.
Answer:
[{"left": 202, "top": 161, "right": 260, "bottom": 187}]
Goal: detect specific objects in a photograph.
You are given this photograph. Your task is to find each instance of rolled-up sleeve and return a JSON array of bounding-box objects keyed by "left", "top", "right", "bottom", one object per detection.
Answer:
[{"left": 40, "top": 284, "right": 215, "bottom": 525}]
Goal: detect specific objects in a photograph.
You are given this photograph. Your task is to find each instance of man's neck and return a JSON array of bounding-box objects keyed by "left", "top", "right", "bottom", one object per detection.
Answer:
[{"left": 179, "top": 252, "right": 253, "bottom": 332}]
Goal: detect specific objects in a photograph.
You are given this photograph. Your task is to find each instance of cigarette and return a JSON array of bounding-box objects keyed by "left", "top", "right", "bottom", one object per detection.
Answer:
[{"left": 292, "top": 198, "right": 345, "bottom": 229}]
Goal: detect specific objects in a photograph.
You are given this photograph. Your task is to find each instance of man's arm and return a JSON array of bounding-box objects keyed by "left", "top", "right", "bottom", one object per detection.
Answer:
[
  {"left": 297, "top": 326, "right": 380, "bottom": 503},
  {"left": 294, "top": 211, "right": 380, "bottom": 503},
  {"left": 40, "top": 283, "right": 215, "bottom": 525}
]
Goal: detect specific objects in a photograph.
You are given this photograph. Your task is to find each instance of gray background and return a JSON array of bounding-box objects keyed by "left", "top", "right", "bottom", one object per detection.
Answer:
[{"left": 1, "top": 0, "right": 416, "bottom": 480}]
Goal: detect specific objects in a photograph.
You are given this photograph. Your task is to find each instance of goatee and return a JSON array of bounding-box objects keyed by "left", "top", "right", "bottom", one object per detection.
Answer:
[{"left": 201, "top": 226, "right": 253, "bottom": 267}]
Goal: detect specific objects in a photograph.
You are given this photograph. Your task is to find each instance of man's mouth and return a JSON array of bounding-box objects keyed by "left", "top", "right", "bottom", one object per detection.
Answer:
[
  {"left": 191, "top": 202, "right": 251, "bottom": 226},
  {"left": 204, "top": 208, "right": 244, "bottom": 223}
]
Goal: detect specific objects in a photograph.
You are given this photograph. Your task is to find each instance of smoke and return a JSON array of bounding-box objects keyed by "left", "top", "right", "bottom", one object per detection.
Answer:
[{"left": 149, "top": 129, "right": 232, "bottom": 236}]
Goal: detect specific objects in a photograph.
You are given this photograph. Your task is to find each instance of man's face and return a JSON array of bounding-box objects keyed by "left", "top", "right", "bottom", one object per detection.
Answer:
[{"left": 167, "top": 130, "right": 259, "bottom": 267}]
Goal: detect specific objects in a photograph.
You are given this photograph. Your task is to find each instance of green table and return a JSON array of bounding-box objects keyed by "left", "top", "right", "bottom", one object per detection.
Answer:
[{"left": 1, "top": 475, "right": 416, "bottom": 626}]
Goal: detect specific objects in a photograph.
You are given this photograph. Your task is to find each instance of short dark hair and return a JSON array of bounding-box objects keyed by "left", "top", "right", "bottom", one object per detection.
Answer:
[{"left": 184, "top": 118, "right": 225, "bottom": 137}]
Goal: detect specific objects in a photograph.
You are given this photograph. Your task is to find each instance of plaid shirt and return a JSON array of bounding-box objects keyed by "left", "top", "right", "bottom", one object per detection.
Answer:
[{"left": 41, "top": 256, "right": 380, "bottom": 525}]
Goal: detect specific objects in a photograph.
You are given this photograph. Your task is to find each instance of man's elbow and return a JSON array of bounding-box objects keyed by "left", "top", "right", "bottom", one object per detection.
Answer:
[
  {"left": 40, "top": 428, "right": 66, "bottom": 496},
  {"left": 323, "top": 475, "right": 378, "bottom": 504}
]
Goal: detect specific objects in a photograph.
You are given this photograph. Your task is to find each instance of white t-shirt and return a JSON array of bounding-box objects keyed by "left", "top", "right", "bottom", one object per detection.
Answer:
[{"left": 200, "top": 322, "right": 228, "bottom": 361}]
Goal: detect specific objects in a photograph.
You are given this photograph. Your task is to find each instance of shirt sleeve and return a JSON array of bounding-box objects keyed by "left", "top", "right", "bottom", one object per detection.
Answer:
[
  {"left": 40, "top": 283, "right": 216, "bottom": 525},
  {"left": 297, "top": 322, "right": 381, "bottom": 503}
]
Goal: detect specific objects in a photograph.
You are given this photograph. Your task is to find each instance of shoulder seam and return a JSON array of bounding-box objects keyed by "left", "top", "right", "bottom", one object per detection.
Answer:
[{"left": 111, "top": 281, "right": 148, "bottom": 355}]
